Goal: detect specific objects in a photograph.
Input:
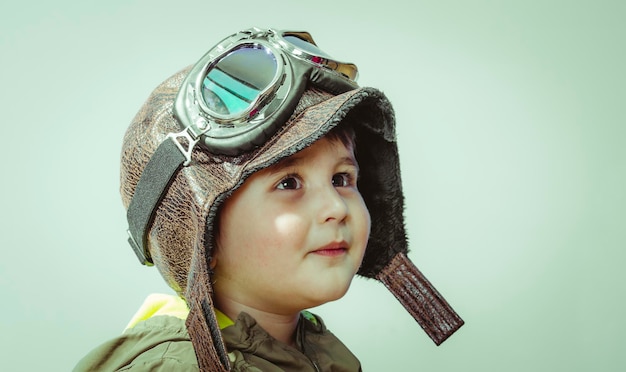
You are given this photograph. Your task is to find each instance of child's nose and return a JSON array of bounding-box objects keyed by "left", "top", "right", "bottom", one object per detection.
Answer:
[{"left": 316, "top": 184, "right": 349, "bottom": 224}]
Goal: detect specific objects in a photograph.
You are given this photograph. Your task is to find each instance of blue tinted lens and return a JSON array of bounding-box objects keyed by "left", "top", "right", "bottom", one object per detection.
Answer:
[{"left": 202, "top": 45, "right": 278, "bottom": 116}]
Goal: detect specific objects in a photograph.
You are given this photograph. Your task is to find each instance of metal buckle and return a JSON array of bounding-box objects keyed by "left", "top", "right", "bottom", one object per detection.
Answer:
[{"left": 167, "top": 119, "right": 212, "bottom": 166}]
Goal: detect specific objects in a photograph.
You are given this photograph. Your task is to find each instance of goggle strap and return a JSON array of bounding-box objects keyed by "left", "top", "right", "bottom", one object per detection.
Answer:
[
  {"left": 309, "top": 67, "right": 359, "bottom": 95},
  {"left": 126, "top": 138, "right": 186, "bottom": 265}
]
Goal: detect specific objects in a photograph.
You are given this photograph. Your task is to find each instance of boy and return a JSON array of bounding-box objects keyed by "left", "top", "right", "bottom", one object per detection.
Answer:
[{"left": 75, "top": 27, "right": 463, "bottom": 371}]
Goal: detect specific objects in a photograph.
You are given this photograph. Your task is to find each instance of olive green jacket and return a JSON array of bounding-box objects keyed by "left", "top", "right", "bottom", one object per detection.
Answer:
[{"left": 73, "top": 311, "right": 361, "bottom": 371}]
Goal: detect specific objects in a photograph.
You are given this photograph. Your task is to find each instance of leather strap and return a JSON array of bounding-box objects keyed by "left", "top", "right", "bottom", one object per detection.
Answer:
[{"left": 376, "top": 252, "right": 464, "bottom": 345}]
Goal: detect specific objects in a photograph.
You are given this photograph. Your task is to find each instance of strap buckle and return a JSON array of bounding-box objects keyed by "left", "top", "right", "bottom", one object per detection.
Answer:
[{"left": 167, "top": 119, "right": 212, "bottom": 166}]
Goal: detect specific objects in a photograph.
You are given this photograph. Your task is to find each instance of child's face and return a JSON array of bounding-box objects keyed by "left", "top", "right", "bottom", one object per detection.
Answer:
[{"left": 213, "top": 135, "right": 370, "bottom": 314}]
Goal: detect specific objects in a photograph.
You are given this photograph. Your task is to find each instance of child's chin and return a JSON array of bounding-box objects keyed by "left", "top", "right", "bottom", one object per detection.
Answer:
[{"left": 307, "top": 280, "right": 353, "bottom": 305}]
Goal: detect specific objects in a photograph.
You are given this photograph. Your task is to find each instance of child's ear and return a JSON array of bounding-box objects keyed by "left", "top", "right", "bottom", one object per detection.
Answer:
[{"left": 208, "top": 255, "right": 218, "bottom": 270}]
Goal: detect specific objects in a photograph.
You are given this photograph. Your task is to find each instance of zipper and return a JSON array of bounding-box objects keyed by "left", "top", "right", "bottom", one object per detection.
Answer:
[
  {"left": 311, "top": 360, "right": 320, "bottom": 372},
  {"left": 302, "top": 338, "right": 320, "bottom": 371}
]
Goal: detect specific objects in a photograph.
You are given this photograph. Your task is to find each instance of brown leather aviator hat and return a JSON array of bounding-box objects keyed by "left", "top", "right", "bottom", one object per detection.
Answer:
[{"left": 121, "top": 28, "right": 463, "bottom": 371}]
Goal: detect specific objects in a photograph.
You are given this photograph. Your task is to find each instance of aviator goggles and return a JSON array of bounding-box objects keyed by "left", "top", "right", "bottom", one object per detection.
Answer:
[{"left": 127, "top": 27, "right": 360, "bottom": 265}]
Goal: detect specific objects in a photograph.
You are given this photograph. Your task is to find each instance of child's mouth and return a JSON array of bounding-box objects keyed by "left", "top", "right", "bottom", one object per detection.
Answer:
[
  {"left": 312, "top": 242, "right": 348, "bottom": 257},
  {"left": 312, "top": 248, "right": 347, "bottom": 256}
]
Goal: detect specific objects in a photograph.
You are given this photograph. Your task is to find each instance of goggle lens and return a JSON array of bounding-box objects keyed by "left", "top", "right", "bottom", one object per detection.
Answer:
[{"left": 201, "top": 45, "right": 278, "bottom": 116}]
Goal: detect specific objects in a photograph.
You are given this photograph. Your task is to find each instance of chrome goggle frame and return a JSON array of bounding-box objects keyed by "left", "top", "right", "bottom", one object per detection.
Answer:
[{"left": 172, "top": 27, "right": 358, "bottom": 160}]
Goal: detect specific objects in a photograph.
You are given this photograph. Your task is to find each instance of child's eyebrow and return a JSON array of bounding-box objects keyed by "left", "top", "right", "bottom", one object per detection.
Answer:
[
  {"left": 265, "top": 154, "right": 360, "bottom": 177},
  {"left": 265, "top": 156, "right": 304, "bottom": 177},
  {"left": 338, "top": 155, "right": 360, "bottom": 173}
]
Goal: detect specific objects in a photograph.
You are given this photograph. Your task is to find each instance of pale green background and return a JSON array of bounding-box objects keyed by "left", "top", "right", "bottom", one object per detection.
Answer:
[{"left": 1, "top": 0, "right": 624, "bottom": 371}]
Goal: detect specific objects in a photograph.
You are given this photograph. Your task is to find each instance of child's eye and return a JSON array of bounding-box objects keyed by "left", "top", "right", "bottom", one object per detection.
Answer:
[
  {"left": 331, "top": 173, "right": 353, "bottom": 187},
  {"left": 277, "top": 175, "right": 302, "bottom": 190}
]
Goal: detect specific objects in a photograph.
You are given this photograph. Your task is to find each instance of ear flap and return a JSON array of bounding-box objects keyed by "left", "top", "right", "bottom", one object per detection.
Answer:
[
  {"left": 346, "top": 89, "right": 464, "bottom": 344},
  {"left": 349, "top": 91, "right": 409, "bottom": 278}
]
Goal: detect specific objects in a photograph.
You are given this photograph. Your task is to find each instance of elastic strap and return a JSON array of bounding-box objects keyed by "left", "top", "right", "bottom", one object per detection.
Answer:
[{"left": 126, "top": 139, "right": 186, "bottom": 265}]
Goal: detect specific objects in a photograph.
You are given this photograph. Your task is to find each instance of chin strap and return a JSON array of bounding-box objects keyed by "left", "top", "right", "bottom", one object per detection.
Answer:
[
  {"left": 185, "top": 246, "right": 231, "bottom": 371},
  {"left": 376, "top": 252, "right": 464, "bottom": 345}
]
